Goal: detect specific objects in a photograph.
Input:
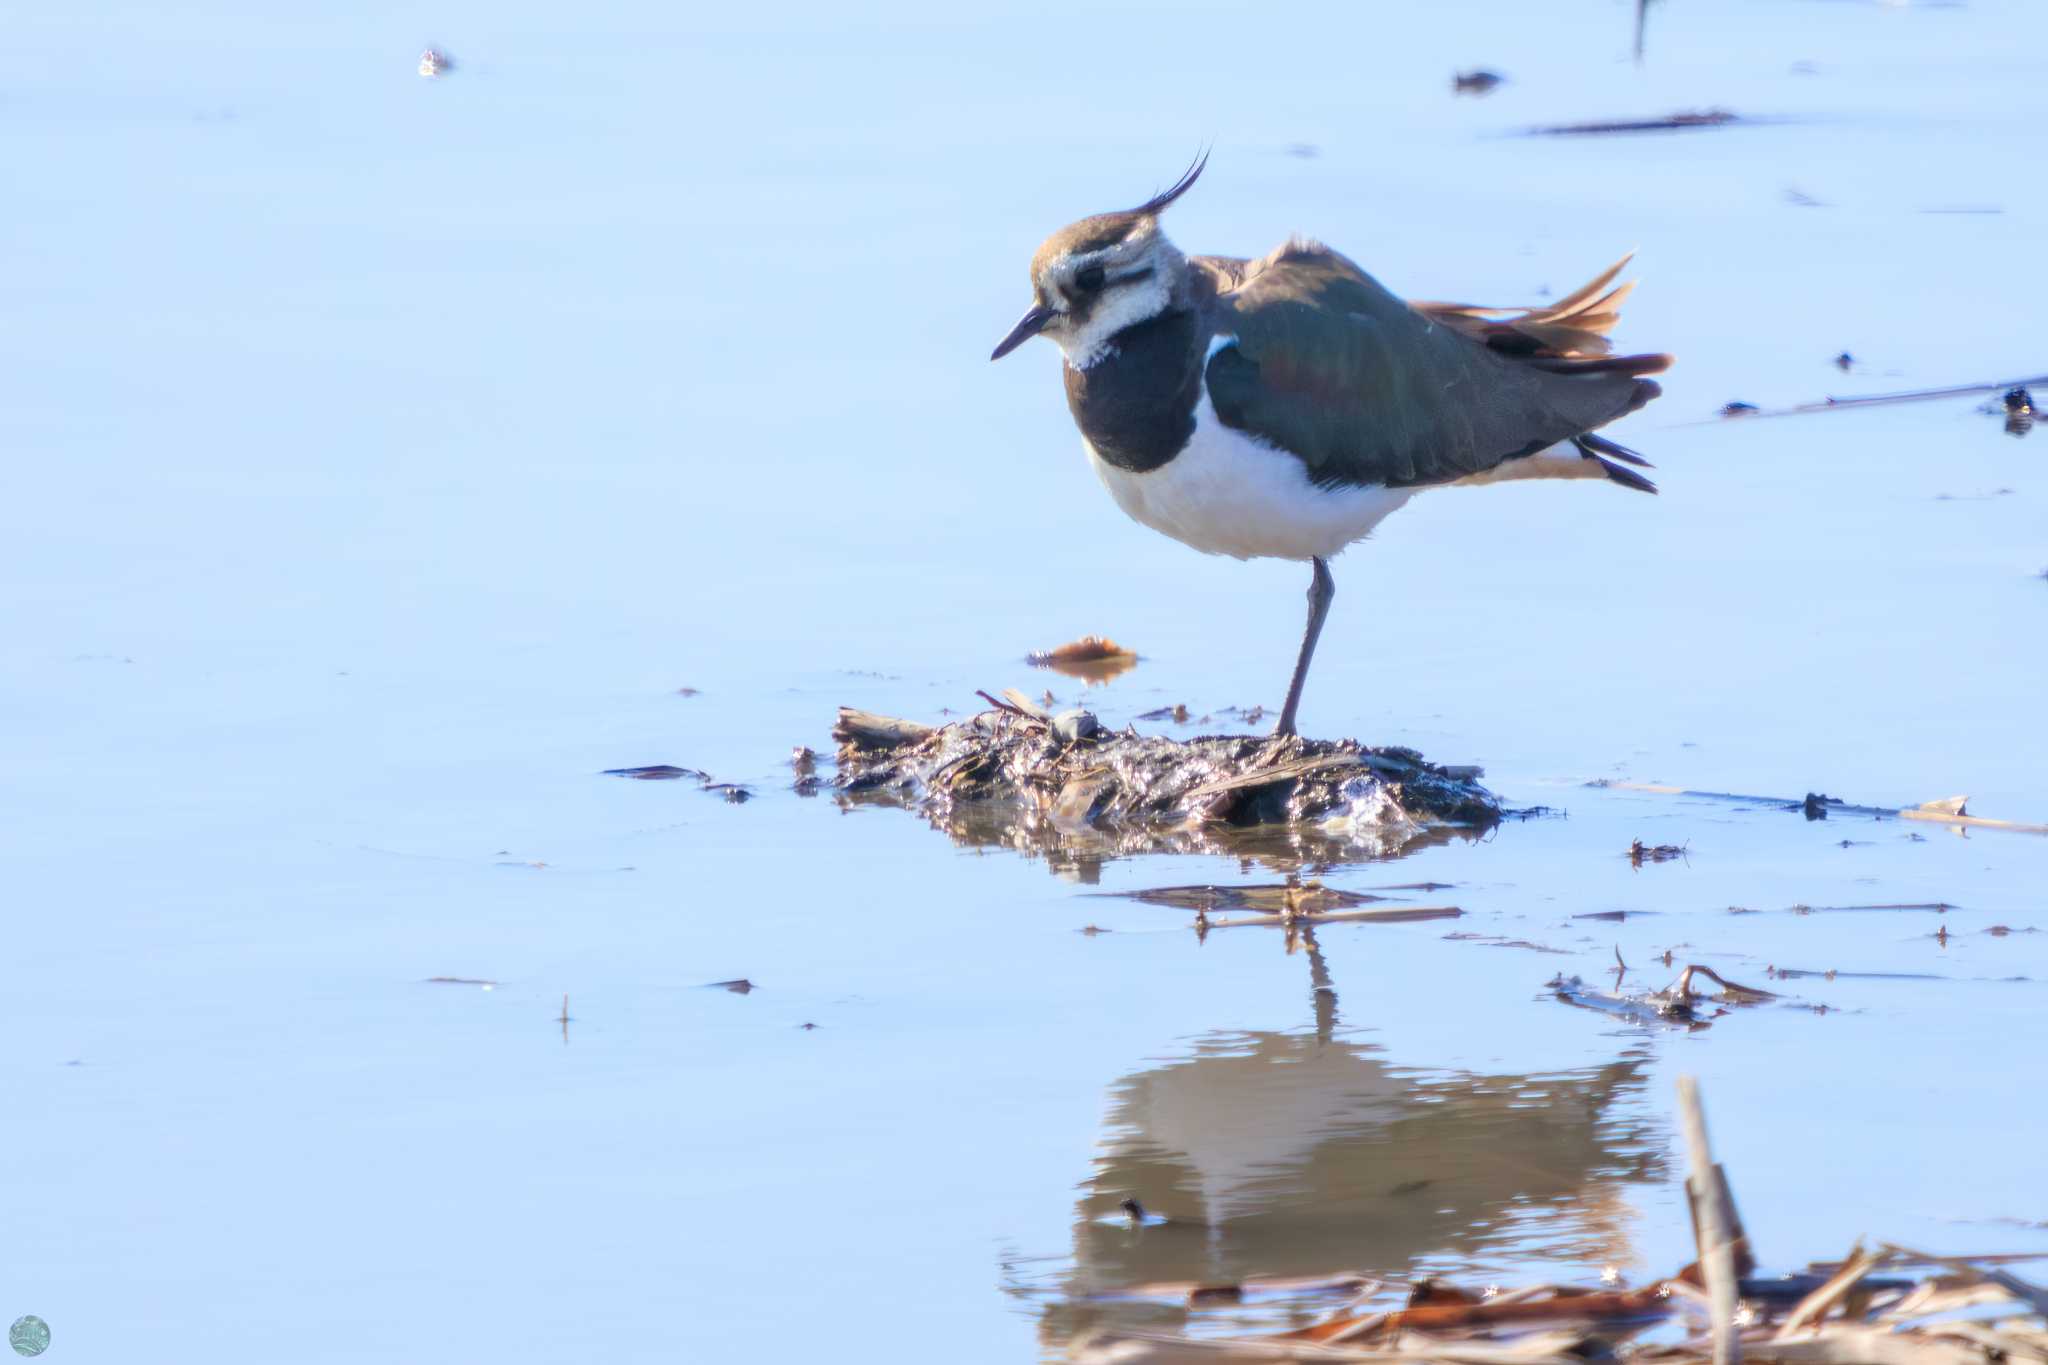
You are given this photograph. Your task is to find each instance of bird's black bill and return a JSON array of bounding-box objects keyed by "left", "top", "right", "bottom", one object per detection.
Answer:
[{"left": 990, "top": 304, "right": 1056, "bottom": 361}]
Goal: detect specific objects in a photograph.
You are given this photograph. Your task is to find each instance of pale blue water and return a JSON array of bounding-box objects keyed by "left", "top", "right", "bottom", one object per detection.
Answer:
[{"left": 4, "top": 0, "right": 2045, "bottom": 1360}]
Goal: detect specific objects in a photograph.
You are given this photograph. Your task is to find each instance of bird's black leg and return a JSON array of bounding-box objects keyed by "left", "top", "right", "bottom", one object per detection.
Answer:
[{"left": 1274, "top": 556, "right": 1334, "bottom": 739}]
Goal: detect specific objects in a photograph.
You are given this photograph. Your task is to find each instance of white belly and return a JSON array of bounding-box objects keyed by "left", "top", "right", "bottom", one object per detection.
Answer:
[{"left": 1085, "top": 393, "right": 1413, "bottom": 562}]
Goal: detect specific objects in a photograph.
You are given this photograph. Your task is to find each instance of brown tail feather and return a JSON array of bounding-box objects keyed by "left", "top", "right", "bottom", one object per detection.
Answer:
[{"left": 1411, "top": 254, "right": 1673, "bottom": 374}]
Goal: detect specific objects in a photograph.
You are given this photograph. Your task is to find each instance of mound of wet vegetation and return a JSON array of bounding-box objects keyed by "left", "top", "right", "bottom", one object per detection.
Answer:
[{"left": 831, "top": 698, "right": 1500, "bottom": 863}]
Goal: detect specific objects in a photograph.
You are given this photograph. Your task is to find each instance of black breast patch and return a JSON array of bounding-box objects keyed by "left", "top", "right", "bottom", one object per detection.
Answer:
[{"left": 1061, "top": 309, "right": 1204, "bottom": 473}]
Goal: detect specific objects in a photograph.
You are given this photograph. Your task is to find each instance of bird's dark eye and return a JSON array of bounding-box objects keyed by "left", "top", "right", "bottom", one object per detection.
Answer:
[{"left": 1075, "top": 265, "right": 1106, "bottom": 293}]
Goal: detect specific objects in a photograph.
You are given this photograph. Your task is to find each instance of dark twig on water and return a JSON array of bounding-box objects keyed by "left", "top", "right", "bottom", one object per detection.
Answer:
[
  {"left": 1697, "top": 373, "right": 2048, "bottom": 425},
  {"left": 1589, "top": 779, "right": 2048, "bottom": 837},
  {"left": 1526, "top": 109, "right": 1741, "bottom": 136}
]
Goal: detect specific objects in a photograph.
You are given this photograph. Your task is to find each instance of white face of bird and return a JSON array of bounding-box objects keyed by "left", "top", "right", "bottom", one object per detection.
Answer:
[
  {"left": 1025, "top": 224, "right": 1184, "bottom": 369},
  {"left": 989, "top": 154, "right": 1207, "bottom": 369}
]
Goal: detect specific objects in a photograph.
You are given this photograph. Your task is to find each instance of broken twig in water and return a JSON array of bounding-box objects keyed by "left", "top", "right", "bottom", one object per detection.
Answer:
[{"left": 1680, "top": 1076, "right": 1746, "bottom": 1365}]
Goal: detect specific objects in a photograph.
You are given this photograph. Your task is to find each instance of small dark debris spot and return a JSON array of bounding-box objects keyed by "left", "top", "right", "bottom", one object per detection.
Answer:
[
  {"left": 1285, "top": 142, "right": 1319, "bottom": 158},
  {"left": 1627, "top": 838, "right": 1687, "bottom": 866},
  {"left": 713, "top": 784, "right": 752, "bottom": 804},
  {"left": 792, "top": 774, "right": 825, "bottom": 796},
  {"left": 1188, "top": 1284, "right": 1244, "bottom": 1305},
  {"left": 2002, "top": 387, "right": 2036, "bottom": 437},
  {"left": 1120, "top": 1197, "right": 1147, "bottom": 1224},
  {"left": 791, "top": 746, "right": 818, "bottom": 773},
  {"left": 708, "top": 978, "right": 755, "bottom": 994},
  {"left": 1079, "top": 924, "right": 1110, "bottom": 935},
  {"left": 426, "top": 976, "right": 497, "bottom": 986},
  {"left": 798, "top": 1021, "right": 820, "bottom": 1030},
  {"left": 1453, "top": 69, "right": 1505, "bottom": 96},
  {"left": 1721, "top": 401, "right": 1759, "bottom": 416},
  {"left": 1801, "top": 793, "right": 1834, "bottom": 820},
  {"left": 1833, "top": 351, "right": 1855, "bottom": 371},
  {"left": 1389, "top": 1179, "right": 1433, "bottom": 1196},
  {"left": 676, "top": 686, "right": 702, "bottom": 697}
]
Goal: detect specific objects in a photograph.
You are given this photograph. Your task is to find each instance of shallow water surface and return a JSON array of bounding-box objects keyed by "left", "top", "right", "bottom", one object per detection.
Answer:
[{"left": 4, "top": 0, "right": 2046, "bottom": 1360}]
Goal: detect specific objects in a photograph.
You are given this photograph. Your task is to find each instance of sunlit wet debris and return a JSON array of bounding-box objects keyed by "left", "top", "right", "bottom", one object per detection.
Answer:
[
  {"left": 830, "top": 701, "right": 1500, "bottom": 861},
  {"left": 1552, "top": 963, "right": 1776, "bottom": 1028},
  {"left": 417, "top": 47, "right": 454, "bottom": 78},
  {"left": 1452, "top": 69, "right": 1505, "bottom": 95}
]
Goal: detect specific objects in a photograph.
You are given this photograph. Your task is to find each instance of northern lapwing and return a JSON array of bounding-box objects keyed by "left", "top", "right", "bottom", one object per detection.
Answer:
[{"left": 991, "top": 156, "right": 1670, "bottom": 737}]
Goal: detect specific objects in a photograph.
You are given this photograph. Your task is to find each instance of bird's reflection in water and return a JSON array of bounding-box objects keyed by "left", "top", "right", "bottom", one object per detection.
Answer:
[{"left": 1029, "top": 930, "right": 1661, "bottom": 1344}]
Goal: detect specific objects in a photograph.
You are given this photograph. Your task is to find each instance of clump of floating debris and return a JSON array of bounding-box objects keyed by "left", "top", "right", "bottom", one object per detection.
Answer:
[
  {"left": 1062, "top": 1078, "right": 2048, "bottom": 1364},
  {"left": 832, "top": 696, "right": 1499, "bottom": 863}
]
